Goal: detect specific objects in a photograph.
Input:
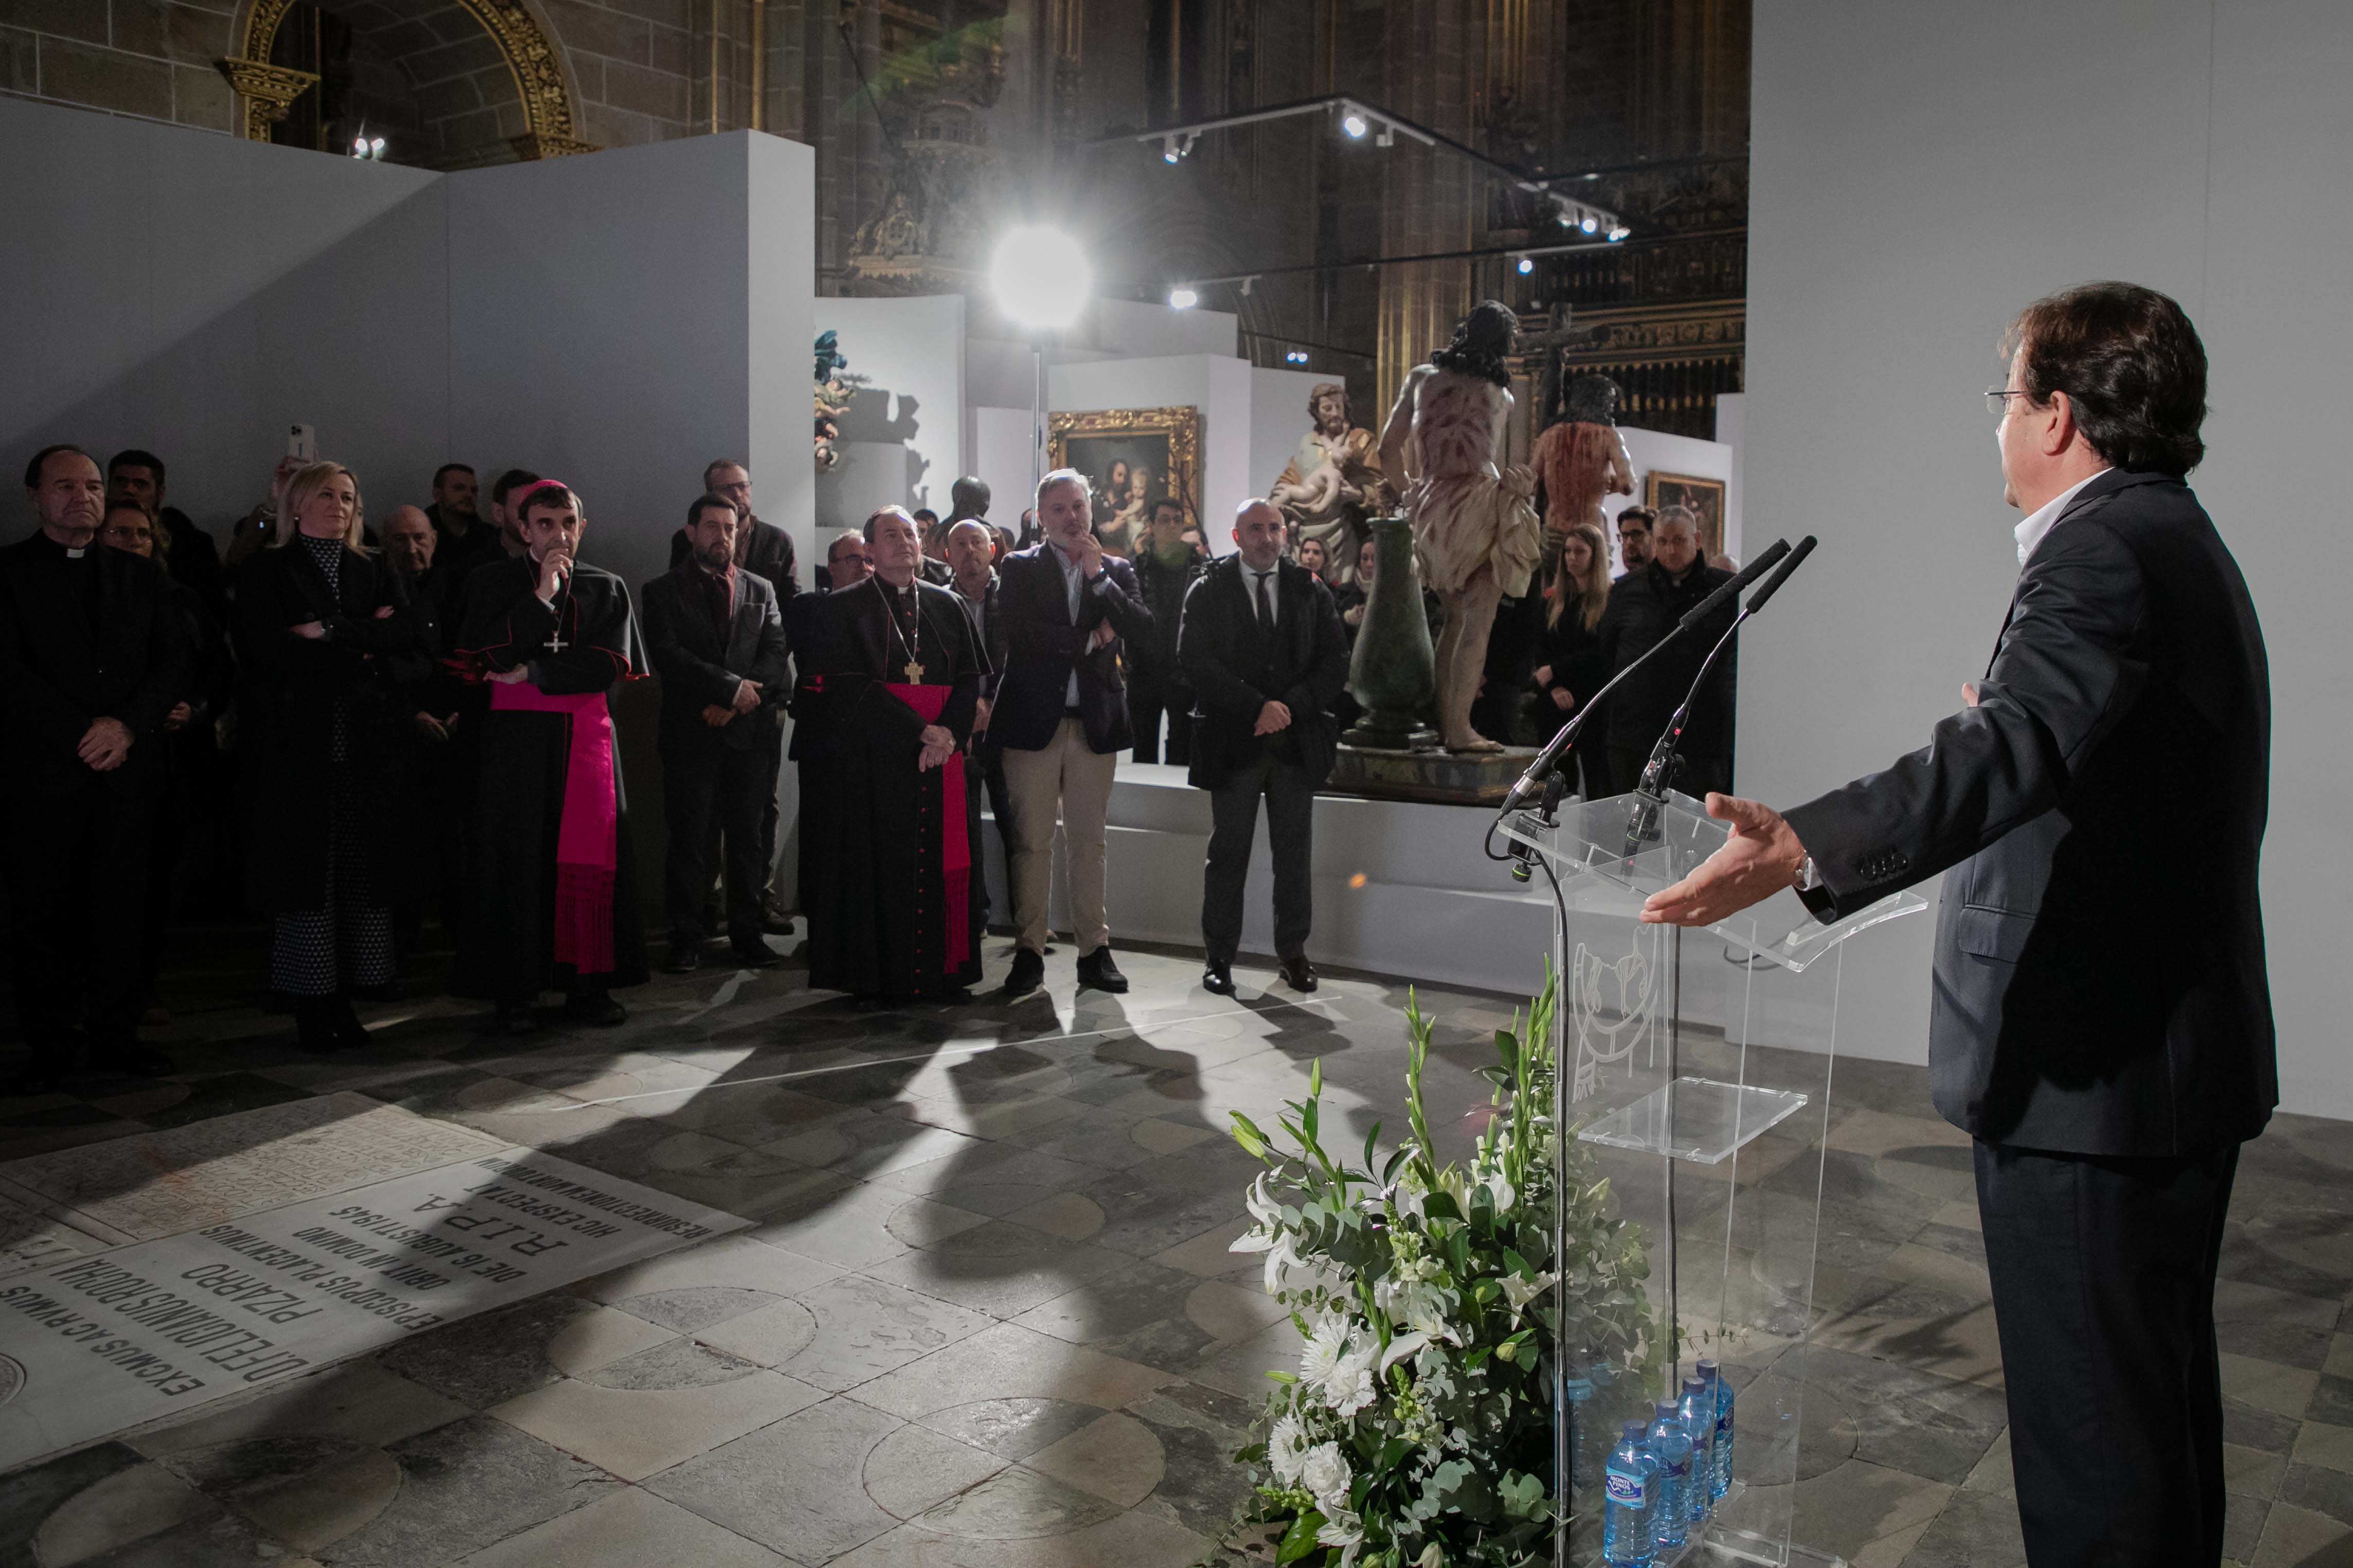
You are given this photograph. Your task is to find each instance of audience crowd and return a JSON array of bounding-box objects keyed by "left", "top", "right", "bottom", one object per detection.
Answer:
[{"left": 1, "top": 435, "right": 1737, "bottom": 1084}]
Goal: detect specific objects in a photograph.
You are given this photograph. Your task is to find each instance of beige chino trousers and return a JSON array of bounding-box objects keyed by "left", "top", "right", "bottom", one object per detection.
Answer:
[{"left": 999, "top": 716, "right": 1117, "bottom": 954}]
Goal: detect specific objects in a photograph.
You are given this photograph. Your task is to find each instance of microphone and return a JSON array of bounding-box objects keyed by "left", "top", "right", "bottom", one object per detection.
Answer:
[
  {"left": 1741, "top": 533, "right": 1815, "bottom": 616},
  {"left": 1634, "top": 534, "right": 1819, "bottom": 801},
  {"left": 1495, "top": 536, "right": 1792, "bottom": 818}
]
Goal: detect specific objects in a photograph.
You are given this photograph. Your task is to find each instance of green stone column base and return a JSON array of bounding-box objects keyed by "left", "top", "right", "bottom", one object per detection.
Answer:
[{"left": 1344, "top": 514, "right": 1440, "bottom": 753}]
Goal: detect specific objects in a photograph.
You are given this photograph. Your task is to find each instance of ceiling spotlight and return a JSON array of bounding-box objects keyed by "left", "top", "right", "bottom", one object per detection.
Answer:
[
  {"left": 1608, "top": 225, "right": 1631, "bottom": 243},
  {"left": 1162, "top": 137, "right": 1180, "bottom": 165},
  {"left": 1168, "top": 287, "right": 1199, "bottom": 310},
  {"left": 1285, "top": 349, "right": 1309, "bottom": 365},
  {"left": 1341, "top": 112, "right": 1369, "bottom": 139},
  {"left": 991, "top": 226, "right": 1091, "bottom": 331},
  {"left": 1516, "top": 256, "right": 1534, "bottom": 276},
  {"left": 1375, "top": 125, "right": 1395, "bottom": 148},
  {"left": 1239, "top": 276, "right": 1255, "bottom": 297},
  {"left": 350, "top": 136, "right": 368, "bottom": 157},
  {"left": 369, "top": 137, "right": 385, "bottom": 159},
  {"left": 1580, "top": 214, "right": 1598, "bottom": 235}
]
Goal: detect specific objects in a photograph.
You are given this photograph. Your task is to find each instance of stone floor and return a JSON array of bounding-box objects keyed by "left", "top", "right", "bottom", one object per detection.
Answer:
[{"left": 2, "top": 927, "right": 2350, "bottom": 1567}]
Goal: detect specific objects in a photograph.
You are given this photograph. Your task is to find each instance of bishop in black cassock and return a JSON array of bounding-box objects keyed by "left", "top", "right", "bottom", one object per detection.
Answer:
[
  {"left": 803, "top": 509, "right": 988, "bottom": 1004},
  {"left": 451, "top": 482, "right": 650, "bottom": 1029}
]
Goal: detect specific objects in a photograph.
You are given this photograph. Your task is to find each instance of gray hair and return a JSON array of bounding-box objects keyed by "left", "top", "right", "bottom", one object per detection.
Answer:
[
  {"left": 1035, "top": 467, "right": 1092, "bottom": 510},
  {"left": 1653, "top": 504, "right": 1699, "bottom": 538}
]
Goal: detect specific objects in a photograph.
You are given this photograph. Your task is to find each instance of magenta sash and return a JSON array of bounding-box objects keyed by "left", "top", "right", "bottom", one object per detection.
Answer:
[
  {"left": 490, "top": 683, "right": 618, "bottom": 972},
  {"left": 886, "top": 682, "right": 968, "bottom": 965}
]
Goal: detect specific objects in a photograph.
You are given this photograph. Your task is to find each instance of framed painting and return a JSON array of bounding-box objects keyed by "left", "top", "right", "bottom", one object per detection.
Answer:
[
  {"left": 1047, "top": 405, "right": 1204, "bottom": 554},
  {"left": 1643, "top": 471, "right": 1728, "bottom": 560}
]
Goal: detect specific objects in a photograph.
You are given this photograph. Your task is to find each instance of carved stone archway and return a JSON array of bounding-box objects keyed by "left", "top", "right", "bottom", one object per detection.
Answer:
[{"left": 217, "top": 0, "right": 594, "bottom": 160}]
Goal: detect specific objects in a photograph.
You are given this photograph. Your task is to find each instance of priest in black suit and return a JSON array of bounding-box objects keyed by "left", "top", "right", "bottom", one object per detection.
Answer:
[
  {"left": 644, "top": 493, "right": 792, "bottom": 971},
  {"left": 801, "top": 506, "right": 988, "bottom": 1004},
  {"left": 1180, "top": 500, "right": 1350, "bottom": 997},
  {"left": 1642, "top": 284, "right": 2271, "bottom": 1568},
  {"left": 2, "top": 445, "right": 191, "bottom": 1084},
  {"left": 452, "top": 481, "right": 650, "bottom": 1032}
]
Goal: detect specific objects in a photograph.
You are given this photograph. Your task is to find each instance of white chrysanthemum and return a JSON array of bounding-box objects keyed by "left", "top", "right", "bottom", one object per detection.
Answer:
[
  {"left": 1322, "top": 1335, "right": 1382, "bottom": 1417},
  {"left": 1268, "top": 1411, "right": 1311, "bottom": 1486},
  {"left": 1299, "top": 1313, "right": 1351, "bottom": 1387},
  {"left": 1300, "top": 1441, "right": 1352, "bottom": 1513}
]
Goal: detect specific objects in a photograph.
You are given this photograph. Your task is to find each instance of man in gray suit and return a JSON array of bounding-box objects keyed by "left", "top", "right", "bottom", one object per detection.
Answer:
[
  {"left": 1644, "top": 283, "right": 2271, "bottom": 1567},
  {"left": 643, "top": 494, "right": 792, "bottom": 972}
]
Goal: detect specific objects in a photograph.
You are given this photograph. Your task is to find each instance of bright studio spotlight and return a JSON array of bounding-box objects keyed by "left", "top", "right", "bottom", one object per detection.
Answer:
[
  {"left": 1341, "top": 111, "right": 1369, "bottom": 139},
  {"left": 990, "top": 226, "right": 1090, "bottom": 332},
  {"left": 1168, "top": 287, "right": 1199, "bottom": 310},
  {"left": 1580, "top": 214, "right": 1598, "bottom": 234},
  {"left": 1516, "top": 256, "right": 1534, "bottom": 275}
]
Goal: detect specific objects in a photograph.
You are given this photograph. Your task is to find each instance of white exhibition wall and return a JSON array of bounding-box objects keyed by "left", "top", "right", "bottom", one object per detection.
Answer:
[
  {"left": 1746, "top": 0, "right": 2350, "bottom": 1112},
  {"left": 0, "top": 95, "right": 447, "bottom": 530},
  {"left": 0, "top": 98, "right": 817, "bottom": 602},
  {"left": 817, "top": 294, "right": 966, "bottom": 524}
]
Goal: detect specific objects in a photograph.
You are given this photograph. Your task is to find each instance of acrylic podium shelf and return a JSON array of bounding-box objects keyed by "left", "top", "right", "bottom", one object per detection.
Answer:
[{"left": 1501, "top": 789, "right": 1927, "bottom": 1567}]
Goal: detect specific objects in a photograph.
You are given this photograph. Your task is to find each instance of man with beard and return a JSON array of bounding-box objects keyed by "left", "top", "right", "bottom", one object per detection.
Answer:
[
  {"left": 644, "top": 493, "right": 791, "bottom": 972},
  {"left": 801, "top": 507, "right": 988, "bottom": 1004},
  {"left": 1270, "top": 382, "right": 1385, "bottom": 587},
  {"left": 425, "top": 462, "right": 501, "bottom": 581},
  {"left": 452, "top": 481, "right": 649, "bottom": 1032},
  {"left": 2, "top": 446, "right": 190, "bottom": 1085}
]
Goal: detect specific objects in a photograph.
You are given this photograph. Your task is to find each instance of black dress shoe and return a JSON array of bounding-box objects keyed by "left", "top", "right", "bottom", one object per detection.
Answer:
[
  {"left": 727, "top": 943, "right": 781, "bottom": 970},
  {"left": 1202, "top": 961, "right": 1236, "bottom": 996},
  {"left": 1278, "top": 954, "right": 1318, "bottom": 993},
  {"left": 330, "top": 995, "right": 372, "bottom": 1049},
  {"left": 563, "top": 990, "right": 628, "bottom": 1028},
  {"left": 665, "top": 944, "right": 703, "bottom": 974},
  {"left": 1000, "top": 947, "right": 1045, "bottom": 999},
  {"left": 1076, "top": 946, "right": 1129, "bottom": 993},
  {"left": 761, "top": 905, "right": 795, "bottom": 935}
]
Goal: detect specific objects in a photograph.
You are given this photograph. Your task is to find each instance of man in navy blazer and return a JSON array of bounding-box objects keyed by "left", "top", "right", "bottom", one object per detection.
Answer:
[
  {"left": 1644, "top": 283, "right": 2271, "bottom": 1568},
  {"left": 991, "top": 469, "right": 1154, "bottom": 998}
]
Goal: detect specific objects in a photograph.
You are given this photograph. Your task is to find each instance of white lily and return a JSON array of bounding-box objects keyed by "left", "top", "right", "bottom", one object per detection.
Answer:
[
  {"left": 1500, "top": 1270, "right": 1557, "bottom": 1314},
  {"left": 1379, "top": 1329, "right": 1431, "bottom": 1371},
  {"left": 1317, "top": 1506, "right": 1365, "bottom": 1565}
]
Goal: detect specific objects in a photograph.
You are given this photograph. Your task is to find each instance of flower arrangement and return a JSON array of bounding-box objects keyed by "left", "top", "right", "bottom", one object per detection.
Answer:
[{"left": 1220, "top": 976, "right": 1660, "bottom": 1566}]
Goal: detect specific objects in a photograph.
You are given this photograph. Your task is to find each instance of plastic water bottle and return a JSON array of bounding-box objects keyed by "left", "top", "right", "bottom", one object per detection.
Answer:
[
  {"left": 1601, "top": 1419, "right": 1656, "bottom": 1566},
  {"left": 1677, "top": 1376, "right": 1715, "bottom": 1529},
  {"left": 1697, "top": 1357, "right": 1734, "bottom": 1501},
  {"left": 1563, "top": 1353, "right": 1597, "bottom": 1495},
  {"left": 1647, "top": 1400, "right": 1693, "bottom": 1552}
]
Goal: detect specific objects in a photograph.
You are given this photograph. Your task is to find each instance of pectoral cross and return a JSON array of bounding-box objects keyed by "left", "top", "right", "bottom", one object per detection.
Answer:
[
  {"left": 902, "top": 659, "right": 925, "bottom": 683},
  {"left": 546, "top": 631, "right": 568, "bottom": 653}
]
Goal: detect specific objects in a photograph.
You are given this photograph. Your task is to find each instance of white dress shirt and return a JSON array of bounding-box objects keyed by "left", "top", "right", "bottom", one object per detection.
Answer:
[
  {"left": 2013, "top": 468, "right": 2111, "bottom": 568},
  {"left": 1245, "top": 565, "right": 1279, "bottom": 627},
  {"left": 1049, "top": 542, "right": 1088, "bottom": 705}
]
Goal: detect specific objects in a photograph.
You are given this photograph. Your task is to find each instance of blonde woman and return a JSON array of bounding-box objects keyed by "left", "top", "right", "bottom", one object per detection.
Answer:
[
  {"left": 236, "top": 461, "right": 429, "bottom": 1053},
  {"left": 1527, "top": 519, "right": 1613, "bottom": 797}
]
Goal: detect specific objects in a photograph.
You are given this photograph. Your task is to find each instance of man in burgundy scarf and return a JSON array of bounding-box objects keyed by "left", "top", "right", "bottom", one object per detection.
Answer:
[
  {"left": 802, "top": 506, "right": 988, "bottom": 1004},
  {"left": 452, "top": 481, "right": 650, "bottom": 1032}
]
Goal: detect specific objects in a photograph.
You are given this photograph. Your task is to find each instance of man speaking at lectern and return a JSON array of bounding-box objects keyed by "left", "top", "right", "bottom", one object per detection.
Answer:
[{"left": 1643, "top": 282, "right": 2271, "bottom": 1568}]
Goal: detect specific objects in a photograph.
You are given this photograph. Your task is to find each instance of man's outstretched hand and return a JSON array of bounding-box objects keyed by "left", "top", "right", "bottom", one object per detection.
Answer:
[{"left": 1639, "top": 793, "right": 1809, "bottom": 927}]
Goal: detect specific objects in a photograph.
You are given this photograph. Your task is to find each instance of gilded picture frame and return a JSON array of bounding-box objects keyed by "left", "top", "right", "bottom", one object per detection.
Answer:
[
  {"left": 1047, "top": 405, "right": 1205, "bottom": 553},
  {"left": 1643, "top": 470, "right": 1728, "bottom": 559}
]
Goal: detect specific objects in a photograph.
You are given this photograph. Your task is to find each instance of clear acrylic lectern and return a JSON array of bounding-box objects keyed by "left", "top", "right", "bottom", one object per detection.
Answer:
[{"left": 1502, "top": 789, "right": 1928, "bottom": 1567}]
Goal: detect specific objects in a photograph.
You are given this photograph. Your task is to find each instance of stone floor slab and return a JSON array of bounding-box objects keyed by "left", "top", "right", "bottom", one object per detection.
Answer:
[
  {"left": 452, "top": 1484, "right": 790, "bottom": 1567},
  {"left": 491, "top": 1365, "right": 824, "bottom": 1481},
  {"left": 645, "top": 1396, "right": 904, "bottom": 1561}
]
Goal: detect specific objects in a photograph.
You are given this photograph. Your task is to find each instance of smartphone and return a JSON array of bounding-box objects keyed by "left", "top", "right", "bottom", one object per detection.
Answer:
[{"left": 288, "top": 424, "right": 316, "bottom": 462}]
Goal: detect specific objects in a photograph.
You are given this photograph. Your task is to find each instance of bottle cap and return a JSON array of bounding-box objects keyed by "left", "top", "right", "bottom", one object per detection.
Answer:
[
  {"left": 1623, "top": 1420, "right": 1647, "bottom": 1440},
  {"left": 1684, "top": 1377, "right": 1707, "bottom": 1394},
  {"left": 1696, "top": 1358, "right": 1717, "bottom": 1375},
  {"left": 1656, "top": 1401, "right": 1677, "bottom": 1419}
]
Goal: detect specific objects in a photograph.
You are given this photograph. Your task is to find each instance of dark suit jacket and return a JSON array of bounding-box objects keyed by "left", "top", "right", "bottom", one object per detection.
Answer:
[
  {"left": 1180, "top": 556, "right": 1350, "bottom": 788},
  {"left": 668, "top": 515, "right": 798, "bottom": 599},
  {"left": 1596, "top": 556, "right": 1738, "bottom": 758},
  {"left": 0, "top": 532, "right": 191, "bottom": 799},
  {"left": 950, "top": 574, "right": 1007, "bottom": 702},
  {"left": 640, "top": 565, "right": 791, "bottom": 754},
  {"left": 991, "top": 542, "right": 1153, "bottom": 754},
  {"left": 1785, "top": 470, "right": 2272, "bottom": 1157}
]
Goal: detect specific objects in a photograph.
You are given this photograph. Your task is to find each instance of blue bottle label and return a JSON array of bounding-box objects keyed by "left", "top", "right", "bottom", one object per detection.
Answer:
[
  {"left": 1605, "top": 1466, "right": 1647, "bottom": 1506},
  {"left": 1717, "top": 1410, "right": 1732, "bottom": 1436}
]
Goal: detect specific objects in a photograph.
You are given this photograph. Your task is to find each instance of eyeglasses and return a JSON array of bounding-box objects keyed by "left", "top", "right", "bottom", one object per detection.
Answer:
[{"left": 1985, "top": 387, "right": 2031, "bottom": 417}]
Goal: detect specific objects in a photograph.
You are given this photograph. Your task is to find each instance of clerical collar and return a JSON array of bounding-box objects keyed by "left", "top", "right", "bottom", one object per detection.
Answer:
[{"left": 64, "top": 546, "right": 86, "bottom": 558}]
